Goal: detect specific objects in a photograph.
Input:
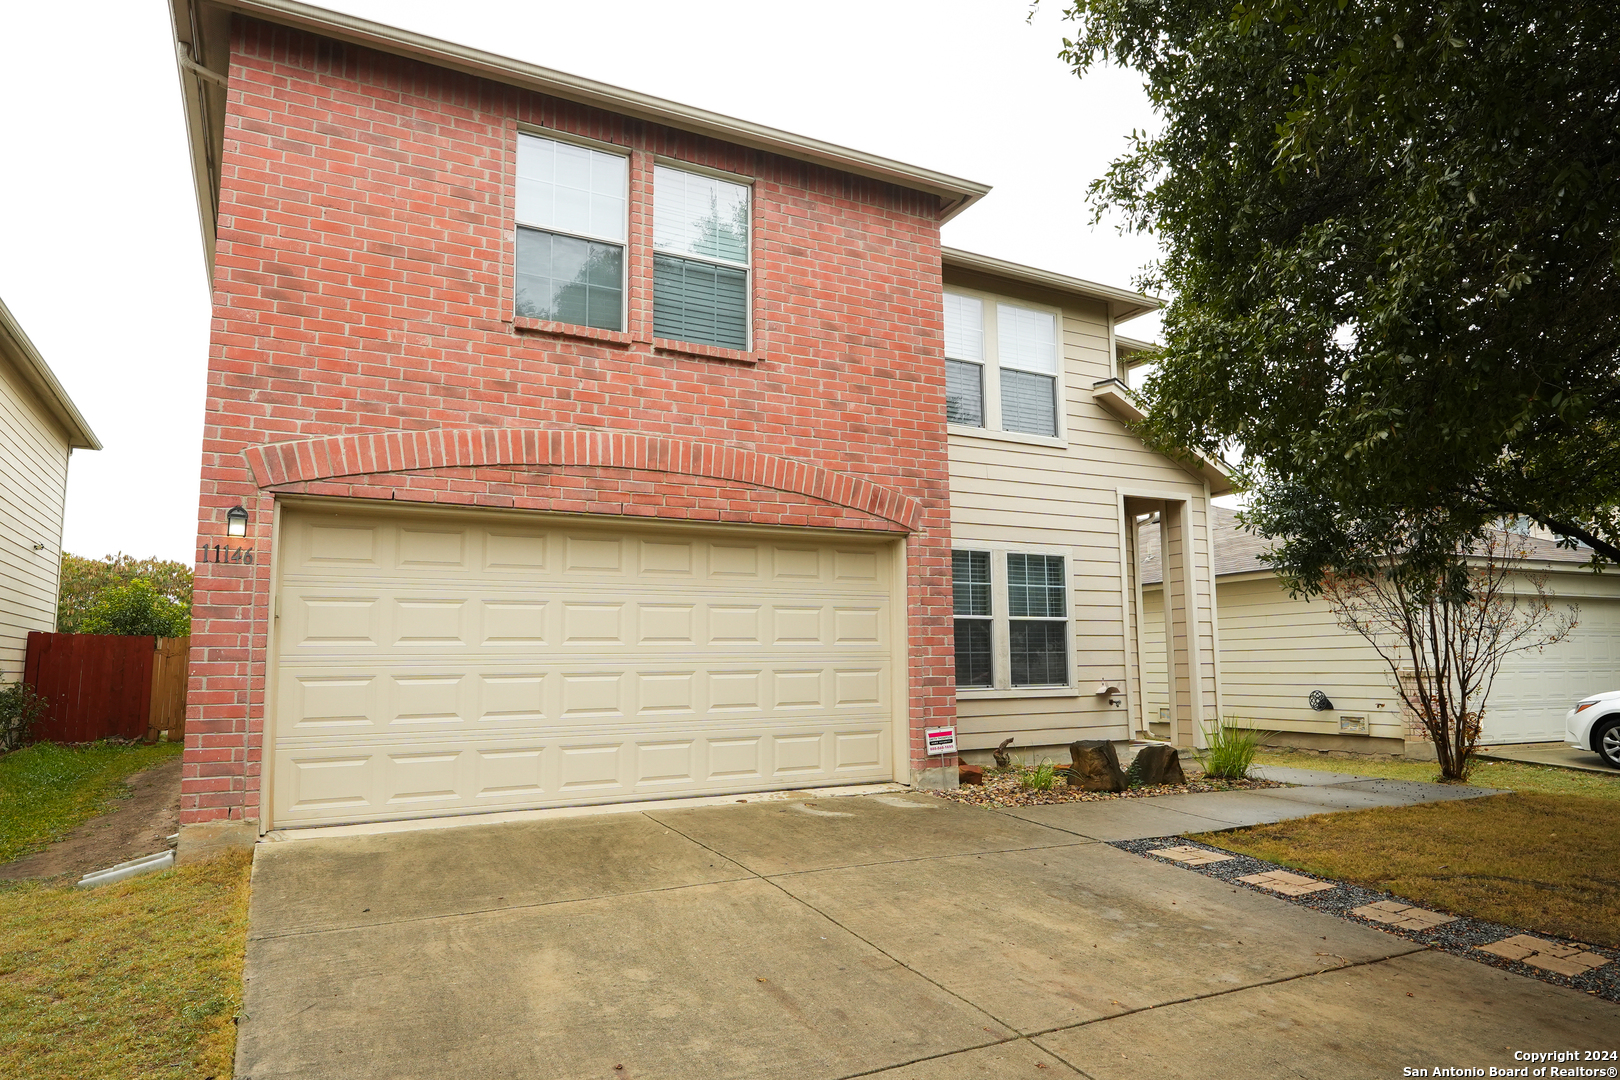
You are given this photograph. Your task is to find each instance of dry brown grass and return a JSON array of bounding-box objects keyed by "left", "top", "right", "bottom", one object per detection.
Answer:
[
  {"left": 0, "top": 850, "right": 252, "bottom": 1079},
  {"left": 1197, "top": 792, "right": 1620, "bottom": 947}
]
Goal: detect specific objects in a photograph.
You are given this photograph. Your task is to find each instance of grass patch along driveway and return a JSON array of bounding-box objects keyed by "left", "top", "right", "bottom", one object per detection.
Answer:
[
  {"left": 0, "top": 850, "right": 252, "bottom": 1080},
  {"left": 0, "top": 740, "right": 185, "bottom": 865},
  {"left": 1253, "top": 748, "right": 1620, "bottom": 800},
  {"left": 1197, "top": 791, "right": 1620, "bottom": 949}
]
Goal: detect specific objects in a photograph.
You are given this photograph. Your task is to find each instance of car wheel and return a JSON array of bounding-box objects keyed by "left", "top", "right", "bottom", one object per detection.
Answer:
[{"left": 1598, "top": 718, "right": 1620, "bottom": 770}]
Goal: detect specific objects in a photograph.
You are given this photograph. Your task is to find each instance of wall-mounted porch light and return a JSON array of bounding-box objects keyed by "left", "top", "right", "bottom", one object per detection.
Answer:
[{"left": 226, "top": 505, "right": 249, "bottom": 538}]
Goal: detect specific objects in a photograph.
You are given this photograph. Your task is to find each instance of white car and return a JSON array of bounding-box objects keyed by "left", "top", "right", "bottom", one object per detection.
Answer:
[{"left": 1568, "top": 692, "right": 1620, "bottom": 769}]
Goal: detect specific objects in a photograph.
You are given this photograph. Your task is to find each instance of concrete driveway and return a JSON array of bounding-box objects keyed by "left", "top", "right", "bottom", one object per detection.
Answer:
[{"left": 237, "top": 790, "right": 1617, "bottom": 1080}]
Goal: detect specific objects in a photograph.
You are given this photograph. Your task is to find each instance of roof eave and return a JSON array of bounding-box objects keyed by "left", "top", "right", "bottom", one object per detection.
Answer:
[
  {"left": 0, "top": 300, "right": 102, "bottom": 451},
  {"left": 1090, "top": 378, "right": 1234, "bottom": 496},
  {"left": 169, "top": 0, "right": 992, "bottom": 269},
  {"left": 940, "top": 247, "right": 1162, "bottom": 321}
]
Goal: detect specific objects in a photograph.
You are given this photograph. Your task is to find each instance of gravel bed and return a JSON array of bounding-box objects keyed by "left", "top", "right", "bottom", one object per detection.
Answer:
[
  {"left": 935, "top": 771, "right": 1282, "bottom": 808},
  {"left": 1112, "top": 836, "right": 1620, "bottom": 1003}
]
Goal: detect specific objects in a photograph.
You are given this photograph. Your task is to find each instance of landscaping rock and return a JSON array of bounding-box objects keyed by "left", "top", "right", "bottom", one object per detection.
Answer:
[
  {"left": 958, "top": 764, "right": 985, "bottom": 786},
  {"left": 1064, "top": 740, "right": 1126, "bottom": 792},
  {"left": 1127, "top": 744, "right": 1186, "bottom": 787}
]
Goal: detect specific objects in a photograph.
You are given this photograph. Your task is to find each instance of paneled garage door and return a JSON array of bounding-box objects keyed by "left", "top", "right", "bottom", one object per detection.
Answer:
[
  {"left": 1483, "top": 596, "right": 1620, "bottom": 744},
  {"left": 269, "top": 505, "right": 899, "bottom": 827}
]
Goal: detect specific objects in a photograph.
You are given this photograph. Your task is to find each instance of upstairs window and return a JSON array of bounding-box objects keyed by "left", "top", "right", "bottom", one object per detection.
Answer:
[
  {"left": 654, "top": 166, "right": 751, "bottom": 350},
  {"left": 943, "top": 292, "right": 1061, "bottom": 439},
  {"left": 515, "top": 133, "right": 628, "bottom": 331}
]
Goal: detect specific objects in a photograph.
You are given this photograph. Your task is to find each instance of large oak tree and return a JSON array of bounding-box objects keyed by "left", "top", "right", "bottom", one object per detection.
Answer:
[{"left": 1060, "top": 0, "right": 1620, "bottom": 585}]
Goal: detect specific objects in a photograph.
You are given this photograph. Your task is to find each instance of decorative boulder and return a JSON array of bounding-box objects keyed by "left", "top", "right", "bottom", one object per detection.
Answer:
[
  {"left": 1064, "top": 740, "right": 1127, "bottom": 792},
  {"left": 958, "top": 763, "right": 985, "bottom": 786},
  {"left": 1127, "top": 743, "right": 1186, "bottom": 787}
]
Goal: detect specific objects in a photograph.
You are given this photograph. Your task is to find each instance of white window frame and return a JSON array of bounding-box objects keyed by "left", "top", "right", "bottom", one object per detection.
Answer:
[
  {"left": 513, "top": 126, "right": 631, "bottom": 332},
  {"left": 952, "top": 543, "right": 1078, "bottom": 698},
  {"left": 652, "top": 160, "right": 754, "bottom": 352},
  {"left": 944, "top": 286, "right": 1067, "bottom": 448}
]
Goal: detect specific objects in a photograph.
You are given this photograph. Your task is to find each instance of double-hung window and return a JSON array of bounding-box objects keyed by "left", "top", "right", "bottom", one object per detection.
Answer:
[
  {"left": 951, "top": 549, "right": 1070, "bottom": 691},
  {"left": 654, "top": 165, "right": 751, "bottom": 350},
  {"left": 952, "top": 550, "right": 993, "bottom": 688},
  {"left": 943, "top": 291, "right": 1061, "bottom": 438},
  {"left": 515, "top": 133, "right": 628, "bottom": 331}
]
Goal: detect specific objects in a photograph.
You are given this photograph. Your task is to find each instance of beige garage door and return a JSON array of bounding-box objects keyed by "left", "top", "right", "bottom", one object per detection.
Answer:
[
  {"left": 270, "top": 504, "right": 899, "bottom": 827},
  {"left": 1484, "top": 596, "right": 1620, "bottom": 743}
]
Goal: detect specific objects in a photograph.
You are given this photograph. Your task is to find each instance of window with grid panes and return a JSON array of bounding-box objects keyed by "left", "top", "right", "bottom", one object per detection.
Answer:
[
  {"left": 514, "top": 133, "right": 627, "bottom": 331},
  {"left": 1006, "top": 553, "right": 1068, "bottom": 686},
  {"left": 952, "top": 550, "right": 992, "bottom": 688},
  {"left": 654, "top": 166, "right": 750, "bottom": 350}
]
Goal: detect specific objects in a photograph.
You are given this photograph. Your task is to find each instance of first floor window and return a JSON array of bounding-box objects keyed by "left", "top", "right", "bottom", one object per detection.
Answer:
[
  {"left": 514, "top": 132, "right": 628, "bottom": 331},
  {"left": 953, "top": 550, "right": 992, "bottom": 688},
  {"left": 654, "top": 165, "right": 751, "bottom": 349},
  {"left": 1007, "top": 553, "right": 1068, "bottom": 686},
  {"left": 952, "top": 549, "right": 1070, "bottom": 690}
]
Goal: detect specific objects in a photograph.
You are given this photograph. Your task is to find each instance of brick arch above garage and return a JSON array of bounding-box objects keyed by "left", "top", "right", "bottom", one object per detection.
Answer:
[{"left": 241, "top": 428, "right": 924, "bottom": 532}]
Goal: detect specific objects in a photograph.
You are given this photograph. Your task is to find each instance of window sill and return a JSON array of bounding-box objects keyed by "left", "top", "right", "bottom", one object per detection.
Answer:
[
  {"left": 513, "top": 318, "right": 633, "bottom": 346},
  {"left": 652, "top": 337, "right": 759, "bottom": 364},
  {"left": 957, "top": 686, "right": 1085, "bottom": 700},
  {"left": 948, "top": 424, "right": 1067, "bottom": 450}
]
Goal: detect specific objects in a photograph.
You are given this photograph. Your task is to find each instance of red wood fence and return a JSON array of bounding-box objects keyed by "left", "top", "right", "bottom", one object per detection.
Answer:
[{"left": 23, "top": 633, "right": 192, "bottom": 744}]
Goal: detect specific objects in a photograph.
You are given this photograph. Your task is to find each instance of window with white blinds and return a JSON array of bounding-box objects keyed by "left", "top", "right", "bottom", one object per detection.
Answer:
[
  {"left": 654, "top": 166, "right": 751, "bottom": 350},
  {"left": 514, "top": 133, "right": 627, "bottom": 331},
  {"left": 952, "top": 548, "right": 1072, "bottom": 693},
  {"left": 943, "top": 291, "right": 1061, "bottom": 439}
]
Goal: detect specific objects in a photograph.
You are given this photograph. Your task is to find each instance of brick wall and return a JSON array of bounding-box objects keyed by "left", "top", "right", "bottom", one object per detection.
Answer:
[{"left": 184, "top": 18, "right": 956, "bottom": 824}]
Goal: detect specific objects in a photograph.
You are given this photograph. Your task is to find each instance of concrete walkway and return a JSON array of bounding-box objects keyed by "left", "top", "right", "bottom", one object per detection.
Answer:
[
  {"left": 236, "top": 774, "right": 1614, "bottom": 1080},
  {"left": 1477, "top": 741, "right": 1618, "bottom": 774}
]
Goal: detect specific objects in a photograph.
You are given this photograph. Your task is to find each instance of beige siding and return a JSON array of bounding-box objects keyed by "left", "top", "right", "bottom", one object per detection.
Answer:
[
  {"left": 946, "top": 270, "right": 1220, "bottom": 751},
  {"left": 0, "top": 352, "right": 72, "bottom": 676},
  {"left": 1145, "top": 570, "right": 1620, "bottom": 745}
]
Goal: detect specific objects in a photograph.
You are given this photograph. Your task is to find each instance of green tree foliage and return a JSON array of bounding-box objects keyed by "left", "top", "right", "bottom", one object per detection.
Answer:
[
  {"left": 58, "top": 554, "right": 192, "bottom": 634},
  {"left": 1058, "top": 0, "right": 1620, "bottom": 582},
  {"left": 78, "top": 580, "right": 191, "bottom": 638}
]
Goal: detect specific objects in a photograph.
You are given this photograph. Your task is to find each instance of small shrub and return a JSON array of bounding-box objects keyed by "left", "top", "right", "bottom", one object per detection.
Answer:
[
  {"left": 0, "top": 677, "right": 50, "bottom": 753},
  {"left": 1019, "top": 760, "right": 1058, "bottom": 792},
  {"left": 1196, "top": 718, "right": 1266, "bottom": 780}
]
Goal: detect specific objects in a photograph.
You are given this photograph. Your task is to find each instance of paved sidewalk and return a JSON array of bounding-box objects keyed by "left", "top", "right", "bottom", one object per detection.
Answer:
[
  {"left": 1476, "top": 741, "right": 1618, "bottom": 774},
  {"left": 234, "top": 773, "right": 1606, "bottom": 1080}
]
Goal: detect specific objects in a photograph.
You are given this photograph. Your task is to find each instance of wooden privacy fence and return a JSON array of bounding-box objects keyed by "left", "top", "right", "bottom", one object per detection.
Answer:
[{"left": 23, "top": 633, "right": 191, "bottom": 744}]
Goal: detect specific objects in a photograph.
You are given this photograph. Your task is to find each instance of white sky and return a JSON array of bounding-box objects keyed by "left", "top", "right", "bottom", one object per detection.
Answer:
[{"left": 0, "top": 0, "right": 1167, "bottom": 563}]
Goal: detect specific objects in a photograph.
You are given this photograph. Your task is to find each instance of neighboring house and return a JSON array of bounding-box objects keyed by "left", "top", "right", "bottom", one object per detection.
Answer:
[
  {"left": 0, "top": 300, "right": 100, "bottom": 678},
  {"left": 166, "top": 0, "right": 1227, "bottom": 846},
  {"left": 1140, "top": 507, "right": 1619, "bottom": 754}
]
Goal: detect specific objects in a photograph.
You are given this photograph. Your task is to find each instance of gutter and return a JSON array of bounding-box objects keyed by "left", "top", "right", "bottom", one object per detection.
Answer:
[{"left": 0, "top": 298, "right": 101, "bottom": 451}]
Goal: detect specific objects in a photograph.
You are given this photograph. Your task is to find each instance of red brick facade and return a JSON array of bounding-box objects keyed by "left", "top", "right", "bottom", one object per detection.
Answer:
[{"left": 184, "top": 19, "right": 957, "bottom": 825}]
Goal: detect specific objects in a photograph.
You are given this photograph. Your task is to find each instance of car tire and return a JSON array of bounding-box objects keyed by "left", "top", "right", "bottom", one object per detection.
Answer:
[{"left": 1597, "top": 718, "right": 1620, "bottom": 770}]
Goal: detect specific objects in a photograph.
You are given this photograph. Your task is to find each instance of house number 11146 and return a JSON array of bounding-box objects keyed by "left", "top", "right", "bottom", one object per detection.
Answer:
[{"left": 201, "top": 543, "right": 254, "bottom": 564}]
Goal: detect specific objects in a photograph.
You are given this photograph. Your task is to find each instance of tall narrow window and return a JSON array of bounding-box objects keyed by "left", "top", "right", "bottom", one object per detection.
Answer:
[
  {"left": 654, "top": 166, "right": 750, "bottom": 350},
  {"left": 997, "top": 303, "right": 1058, "bottom": 437},
  {"left": 1006, "top": 553, "right": 1067, "bottom": 686},
  {"left": 514, "top": 133, "right": 627, "bottom": 331},
  {"left": 952, "top": 550, "right": 993, "bottom": 688},
  {"left": 944, "top": 293, "right": 985, "bottom": 427}
]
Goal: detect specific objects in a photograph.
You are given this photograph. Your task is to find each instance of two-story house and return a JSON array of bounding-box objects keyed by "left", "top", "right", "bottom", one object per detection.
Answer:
[{"left": 168, "top": 0, "right": 1226, "bottom": 853}]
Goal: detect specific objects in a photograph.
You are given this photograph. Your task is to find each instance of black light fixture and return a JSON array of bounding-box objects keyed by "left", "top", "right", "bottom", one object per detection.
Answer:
[
  {"left": 226, "top": 505, "right": 249, "bottom": 538},
  {"left": 1308, "top": 690, "right": 1335, "bottom": 711}
]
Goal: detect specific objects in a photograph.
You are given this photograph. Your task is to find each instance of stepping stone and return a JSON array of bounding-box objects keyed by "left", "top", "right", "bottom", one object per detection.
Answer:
[
  {"left": 1237, "top": 870, "right": 1335, "bottom": 896},
  {"left": 1350, "top": 900, "right": 1456, "bottom": 930},
  {"left": 1149, "top": 845, "right": 1234, "bottom": 866},
  {"left": 1477, "top": 934, "right": 1613, "bottom": 977}
]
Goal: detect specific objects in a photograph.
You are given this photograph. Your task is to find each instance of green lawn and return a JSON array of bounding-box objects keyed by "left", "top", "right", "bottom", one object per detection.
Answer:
[
  {"left": 0, "top": 851, "right": 251, "bottom": 1079},
  {"left": 0, "top": 741, "right": 185, "bottom": 865},
  {"left": 1252, "top": 748, "right": 1620, "bottom": 800}
]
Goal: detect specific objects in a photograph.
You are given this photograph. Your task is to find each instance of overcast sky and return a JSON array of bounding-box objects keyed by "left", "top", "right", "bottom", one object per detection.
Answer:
[{"left": 0, "top": 0, "right": 1165, "bottom": 564}]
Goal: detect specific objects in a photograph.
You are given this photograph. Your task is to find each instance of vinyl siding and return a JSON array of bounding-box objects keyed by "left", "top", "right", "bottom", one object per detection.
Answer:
[
  {"left": 946, "top": 269, "right": 1219, "bottom": 750},
  {"left": 1143, "top": 570, "right": 1620, "bottom": 745},
  {"left": 0, "top": 352, "right": 71, "bottom": 677}
]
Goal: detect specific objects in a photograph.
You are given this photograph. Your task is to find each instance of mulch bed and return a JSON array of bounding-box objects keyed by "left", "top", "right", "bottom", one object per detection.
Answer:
[
  {"left": 933, "top": 768, "right": 1283, "bottom": 808},
  {"left": 1112, "top": 835, "right": 1620, "bottom": 1004}
]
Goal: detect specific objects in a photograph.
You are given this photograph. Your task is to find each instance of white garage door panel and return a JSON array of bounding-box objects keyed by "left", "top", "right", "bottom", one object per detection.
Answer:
[
  {"left": 1483, "top": 599, "right": 1620, "bottom": 743},
  {"left": 271, "top": 508, "right": 898, "bottom": 826}
]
